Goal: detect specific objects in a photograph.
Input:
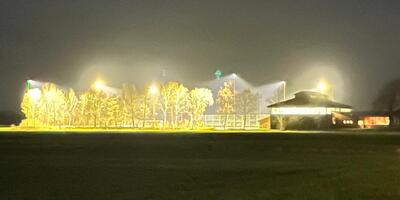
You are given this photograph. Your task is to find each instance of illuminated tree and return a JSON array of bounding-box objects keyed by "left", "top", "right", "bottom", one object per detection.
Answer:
[
  {"left": 76, "top": 92, "right": 92, "bottom": 127},
  {"left": 217, "top": 81, "right": 235, "bottom": 129},
  {"left": 267, "top": 88, "right": 285, "bottom": 130},
  {"left": 94, "top": 90, "right": 108, "bottom": 128},
  {"left": 158, "top": 81, "right": 190, "bottom": 128},
  {"left": 79, "top": 89, "right": 106, "bottom": 127},
  {"left": 236, "top": 89, "right": 258, "bottom": 128},
  {"left": 19, "top": 80, "right": 221, "bottom": 130},
  {"left": 106, "top": 96, "right": 122, "bottom": 127},
  {"left": 136, "top": 93, "right": 152, "bottom": 128},
  {"left": 188, "top": 88, "right": 214, "bottom": 128},
  {"left": 121, "top": 84, "right": 139, "bottom": 127},
  {"left": 159, "top": 82, "right": 176, "bottom": 128},
  {"left": 65, "top": 88, "right": 78, "bottom": 126},
  {"left": 21, "top": 93, "right": 34, "bottom": 126},
  {"left": 41, "top": 83, "right": 66, "bottom": 127},
  {"left": 147, "top": 85, "right": 160, "bottom": 128},
  {"left": 171, "top": 83, "right": 189, "bottom": 128},
  {"left": 20, "top": 89, "right": 42, "bottom": 127}
]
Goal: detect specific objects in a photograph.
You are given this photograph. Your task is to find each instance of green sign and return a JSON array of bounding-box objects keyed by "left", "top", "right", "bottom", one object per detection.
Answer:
[{"left": 215, "top": 70, "right": 222, "bottom": 80}]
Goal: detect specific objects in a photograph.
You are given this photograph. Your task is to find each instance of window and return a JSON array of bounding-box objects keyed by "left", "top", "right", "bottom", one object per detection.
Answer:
[{"left": 271, "top": 107, "right": 327, "bottom": 115}]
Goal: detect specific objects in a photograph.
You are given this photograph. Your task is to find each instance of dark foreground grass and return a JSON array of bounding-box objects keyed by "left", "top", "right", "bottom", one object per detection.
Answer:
[{"left": 1, "top": 132, "right": 400, "bottom": 200}]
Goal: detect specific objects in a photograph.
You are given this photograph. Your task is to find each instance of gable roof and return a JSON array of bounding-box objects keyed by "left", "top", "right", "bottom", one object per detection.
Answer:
[{"left": 268, "top": 91, "right": 352, "bottom": 109}]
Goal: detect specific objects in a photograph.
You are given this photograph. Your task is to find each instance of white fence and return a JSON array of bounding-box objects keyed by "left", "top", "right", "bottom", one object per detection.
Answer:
[{"left": 202, "top": 114, "right": 269, "bottom": 129}]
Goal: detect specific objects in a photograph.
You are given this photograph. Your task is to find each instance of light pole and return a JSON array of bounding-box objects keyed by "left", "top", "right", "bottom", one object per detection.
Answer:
[
  {"left": 232, "top": 73, "right": 237, "bottom": 128},
  {"left": 143, "top": 94, "right": 147, "bottom": 128},
  {"left": 282, "top": 81, "right": 286, "bottom": 101}
]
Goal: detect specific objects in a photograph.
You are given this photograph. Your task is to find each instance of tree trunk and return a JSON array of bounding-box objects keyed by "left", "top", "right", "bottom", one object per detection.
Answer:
[
  {"left": 131, "top": 109, "right": 135, "bottom": 128},
  {"left": 224, "top": 114, "right": 228, "bottom": 130},
  {"left": 243, "top": 114, "right": 247, "bottom": 129},
  {"left": 163, "top": 111, "right": 167, "bottom": 129},
  {"left": 170, "top": 112, "right": 175, "bottom": 128},
  {"left": 190, "top": 114, "right": 194, "bottom": 129}
]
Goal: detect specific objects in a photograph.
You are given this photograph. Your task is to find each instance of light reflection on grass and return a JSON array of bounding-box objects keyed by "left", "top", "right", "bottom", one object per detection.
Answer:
[{"left": 0, "top": 127, "right": 319, "bottom": 134}]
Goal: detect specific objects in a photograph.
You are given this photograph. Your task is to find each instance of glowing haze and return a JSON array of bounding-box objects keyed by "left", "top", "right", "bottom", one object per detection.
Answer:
[{"left": 1, "top": 1, "right": 400, "bottom": 111}]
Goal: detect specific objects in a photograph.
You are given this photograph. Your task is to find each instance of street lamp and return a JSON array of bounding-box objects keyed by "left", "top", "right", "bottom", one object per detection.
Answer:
[
  {"left": 232, "top": 73, "right": 237, "bottom": 128},
  {"left": 148, "top": 85, "right": 159, "bottom": 95},
  {"left": 317, "top": 80, "right": 334, "bottom": 99},
  {"left": 28, "top": 88, "right": 42, "bottom": 101},
  {"left": 93, "top": 80, "right": 106, "bottom": 91},
  {"left": 317, "top": 81, "right": 328, "bottom": 92}
]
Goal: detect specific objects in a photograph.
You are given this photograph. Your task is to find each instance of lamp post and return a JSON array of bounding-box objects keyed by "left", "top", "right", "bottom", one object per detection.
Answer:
[
  {"left": 282, "top": 81, "right": 286, "bottom": 101},
  {"left": 232, "top": 73, "right": 237, "bottom": 128}
]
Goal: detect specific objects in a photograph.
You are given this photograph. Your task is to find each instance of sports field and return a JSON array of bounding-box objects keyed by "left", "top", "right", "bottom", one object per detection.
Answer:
[{"left": 1, "top": 131, "right": 400, "bottom": 200}]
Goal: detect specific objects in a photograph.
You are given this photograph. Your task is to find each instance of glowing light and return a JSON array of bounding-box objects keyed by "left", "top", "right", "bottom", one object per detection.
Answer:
[
  {"left": 25, "top": 80, "right": 42, "bottom": 89},
  {"left": 27, "top": 88, "right": 42, "bottom": 101},
  {"left": 44, "top": 91, "right": 53, "bottom": 98},
  {"left": 363, "top": 116, "right": 390, "bottom": 128},
  {"left": 93, "top": 80, "right": 106, "bottom": 91},
  {"left": 340, "top": 108, "right": 352, "bottom": 113},
  {"left": 281, "top": 81, "right": 286, "bottom": 100},
  {"left": 148, "top": 85, "right": 159, "bottom": 95},
  {"left": 272, "top": 106, "right": 352, "bottom": 115},
  {"left": 272, "top": 107, "right": 328, "bottom": 115},
  {"left": 343, "top": 120, "right": 353, "bottom": 125},
  {"left": 317, "top": 81, "right": 328, "bottom": 92}
]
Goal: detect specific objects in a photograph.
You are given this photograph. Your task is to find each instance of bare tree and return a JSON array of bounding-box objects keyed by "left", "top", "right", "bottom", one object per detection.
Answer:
[
  {"left": 217, "top": 81, "right": 234, "bottom": 129},
  {"left": 188, "top": 88, "right": 214, "bottom": 128},
  {"left": 121, "top": 84, "right": 138, "bottom": 127},
  {"left": 236, "top": 89, "right": 258, "bottom": 128}
]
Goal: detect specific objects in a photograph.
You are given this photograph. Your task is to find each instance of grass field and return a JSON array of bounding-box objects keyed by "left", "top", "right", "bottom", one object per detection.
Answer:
[{"left": 1, "top": 131, "right": 400, "bottom": 200}]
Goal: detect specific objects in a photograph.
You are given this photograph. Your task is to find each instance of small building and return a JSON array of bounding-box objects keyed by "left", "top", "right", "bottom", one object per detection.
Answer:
[
  {"left": 350, "top": 111, "right": 391, "bottom": 129},
  {"left": 268, "top": 91, "right": 352, "bottom": 130},
  {"left": 258, "top": 116, "right": 271, "bottom": 129}
]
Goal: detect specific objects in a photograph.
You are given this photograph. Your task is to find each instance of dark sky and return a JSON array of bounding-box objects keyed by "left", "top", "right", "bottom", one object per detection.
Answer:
[{"left": 1, "top": 0, "right": 400, "bottom": 111}]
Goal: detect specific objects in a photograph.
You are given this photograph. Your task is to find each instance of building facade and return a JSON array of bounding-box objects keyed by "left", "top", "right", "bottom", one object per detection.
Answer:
[{"left": 268, "top": 91, "right": 352, "bottom": 130}]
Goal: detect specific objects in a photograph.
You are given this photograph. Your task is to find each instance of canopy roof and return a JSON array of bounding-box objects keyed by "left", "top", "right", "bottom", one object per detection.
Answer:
[{"left": 268, "top": 91, "right": 352, "bottom": 109}]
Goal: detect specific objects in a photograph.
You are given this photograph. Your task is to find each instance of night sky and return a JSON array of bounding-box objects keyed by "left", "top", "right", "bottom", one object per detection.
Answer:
[{"left": 1, "top": 0, "right": 400, "bottom": 111}]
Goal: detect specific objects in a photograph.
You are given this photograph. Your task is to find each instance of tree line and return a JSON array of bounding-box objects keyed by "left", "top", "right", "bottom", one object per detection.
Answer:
[{"left": 20, "top": 80, "right": 259, "bottom": 129}]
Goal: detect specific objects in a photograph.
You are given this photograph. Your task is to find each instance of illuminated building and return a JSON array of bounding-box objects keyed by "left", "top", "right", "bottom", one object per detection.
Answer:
[
  {"left": 268, "top": 91, "right": 352, "bottom": 129},
  {"left": 350, "top": 111, "right": 392, "bottom": 129}
]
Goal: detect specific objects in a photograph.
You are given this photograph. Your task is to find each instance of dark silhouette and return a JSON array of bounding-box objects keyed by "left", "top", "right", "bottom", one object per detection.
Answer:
[
  {"left": 0, "top": 111, "right": 23, "bottom": 126},
  {"left": 373, "top": 79, "right": 400, "bottom": 126}
]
